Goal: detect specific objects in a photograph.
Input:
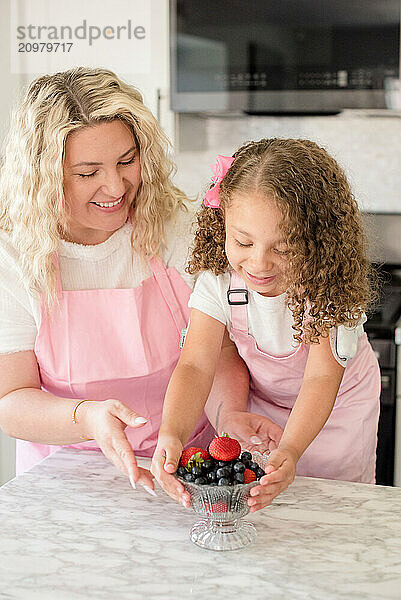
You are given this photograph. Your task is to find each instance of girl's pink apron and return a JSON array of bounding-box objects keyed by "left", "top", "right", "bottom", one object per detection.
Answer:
[
  {"left": 228, "top": 272, "right": 381, "bottom": 483},
  {"left": 16, "top": 255, "right": 213, "bottom": 474}
]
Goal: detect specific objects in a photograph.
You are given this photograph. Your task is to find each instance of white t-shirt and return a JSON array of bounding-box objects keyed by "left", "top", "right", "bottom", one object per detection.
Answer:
[
  {"left": 188, "top": 271, "right": 366, "bottom": 365},
  {"left": 0, "top": 204, "right": 196, "bottom": 355}
]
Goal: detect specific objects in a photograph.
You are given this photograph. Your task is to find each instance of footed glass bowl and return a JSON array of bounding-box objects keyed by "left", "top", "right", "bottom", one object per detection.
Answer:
[{"left": 179, "top": 450, "right": 268, "bottom": 551}]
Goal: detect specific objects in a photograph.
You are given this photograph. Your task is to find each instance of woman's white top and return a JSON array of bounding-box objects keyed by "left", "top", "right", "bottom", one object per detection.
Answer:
[
  {"left": 189, "top": 271, "right": 366, "bottom": 365},
  {"left": 0, "top": 205, "right": 196, "bottom": 355}
]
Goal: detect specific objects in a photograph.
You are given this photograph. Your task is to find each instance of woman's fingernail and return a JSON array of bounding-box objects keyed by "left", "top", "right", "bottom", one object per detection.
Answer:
[
  {"left": 129, "top": 476, "right": 136, "bottom": 490},
  {"left": 134, "top": 416, "right": 148, "bottom": 424},
  {"left": 143, "top": 486, "right": 157, "bottom": 497},
  {"left": 250, "top": 436, "right": 262, "bottom": 444},
  {"left": 181, "top": 498, "right": 189, "bottom": 508}
]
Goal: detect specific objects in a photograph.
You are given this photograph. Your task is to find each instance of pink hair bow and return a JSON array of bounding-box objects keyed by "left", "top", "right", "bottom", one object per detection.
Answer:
[{"left": 204, "top": 155, "right": 235, "bottom": 208}]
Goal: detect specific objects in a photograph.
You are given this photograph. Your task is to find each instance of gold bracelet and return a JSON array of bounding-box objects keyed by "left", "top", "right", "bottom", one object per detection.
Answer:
[{"left": 72, "top": 399, "right": 95, "bottom": 440}]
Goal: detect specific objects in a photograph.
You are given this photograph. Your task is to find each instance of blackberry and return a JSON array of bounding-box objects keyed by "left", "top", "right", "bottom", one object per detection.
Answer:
[
  {"left": 249, "top": 461, "right": 259, "bottom": 472},
  {"left": 207, "top": 471, "right": 216, "bottom": 482},
  {"left": 177, "top": 466, "right": 187, "bottom": 477},
  {"left": 218, "top": 461, "right": 229, "bottom": 467},
  {"left": 256, "top": 467, "right": 265, "bottom": 479},
  {"left": 191, "top": 466, "right": 203, "bottom": 477}
]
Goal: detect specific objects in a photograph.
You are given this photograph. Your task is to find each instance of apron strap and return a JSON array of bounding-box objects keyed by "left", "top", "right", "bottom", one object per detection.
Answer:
[
  {"left": 229, "top": 271, "right": 249, "bottom": 334},
  {"left": 148, "top": 257, "right": 187, "bottom": 335}
]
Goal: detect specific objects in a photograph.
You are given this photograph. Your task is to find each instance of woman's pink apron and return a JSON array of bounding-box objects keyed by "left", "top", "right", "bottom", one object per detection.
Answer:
[
  {"left": 16, "top": 255, "right": 213, "bottom": 474},
  {"left": 228, "top": 272, "right": 381, "bottom": 483}
]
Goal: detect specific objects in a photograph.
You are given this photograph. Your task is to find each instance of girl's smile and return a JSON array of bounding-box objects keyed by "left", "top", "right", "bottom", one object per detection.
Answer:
[
  {"left": 243, "top": 271, "right": 277, "bottom": 286},
  {"left": 225, "top": 193, "right": 288, "bottom": 297}
]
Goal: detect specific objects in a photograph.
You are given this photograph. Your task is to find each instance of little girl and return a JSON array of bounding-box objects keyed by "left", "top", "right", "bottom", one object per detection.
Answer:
[{"left": 152, "top": 138, "right": 380, "bottom": 511}]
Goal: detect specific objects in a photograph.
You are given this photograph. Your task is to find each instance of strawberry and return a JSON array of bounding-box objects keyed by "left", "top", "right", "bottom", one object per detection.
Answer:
[
  {"left": 208, "top": 433, "right": 241, "bottom": 462},
  {"left": 243, "top": 468, "right": 257, "bottom": 484},
  {"left": 179, "top": 447, "right": 210, "bottom": 469}
]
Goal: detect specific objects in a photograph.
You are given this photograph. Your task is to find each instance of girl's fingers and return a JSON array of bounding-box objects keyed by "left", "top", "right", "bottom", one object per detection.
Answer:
[
  {"left": 268, "top": 439, "right": 279, "bottom": 452},
  {"left": 164, "top": 445, "right": 182, "bottom": 474},
  {"left": 151, "top": 446, "right": 188, "bottom": 505},
  {"left": 248, "top": 492, "right": 276, "bottom": 510},
  {"left": 249, "top": 480, "right": 283, "bottom": 498},
  {"left": 259, "top": 468, "right": 287, "bottom": 486},
  {"left": 158, "top": 471, "right": 189, "bottom": 504}
]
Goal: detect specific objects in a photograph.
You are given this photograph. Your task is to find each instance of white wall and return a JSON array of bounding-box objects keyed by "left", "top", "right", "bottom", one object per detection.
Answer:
[
  {"left": 173, "top": 112, "right": 401, "bottom": 214},
  {"left": 0, "top": 0, "right": 21, "bottom": 485}
]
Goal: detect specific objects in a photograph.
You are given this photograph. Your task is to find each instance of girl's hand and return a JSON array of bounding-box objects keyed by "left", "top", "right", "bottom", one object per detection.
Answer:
[
  {"left": 151, "top": 435, "right": 191, "bottom": 508},
  {"left": 218, "top": 410, "right": 283, "bottom": 455},
  {"left": 150, "top": 435, "right": 191, "bottom": 508},
  {"left": 81, "top": 398, "right": 155, "bottom": 493},
  {"left": 247, "top": 447, "right": 297, "bottom": 512}
]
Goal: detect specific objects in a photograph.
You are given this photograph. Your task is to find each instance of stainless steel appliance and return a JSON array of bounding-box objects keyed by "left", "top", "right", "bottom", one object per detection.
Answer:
[
  {"left": 170, "top": 0, "right": 401, "bottom": 113},
  {"left": 365, "top": 267, "right": 401, "bottom": 486}
]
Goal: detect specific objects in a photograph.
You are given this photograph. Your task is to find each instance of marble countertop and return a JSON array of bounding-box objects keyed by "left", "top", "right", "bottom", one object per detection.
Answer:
[{"left": 0, "top": 449, "right": 400, "bottom": 600}]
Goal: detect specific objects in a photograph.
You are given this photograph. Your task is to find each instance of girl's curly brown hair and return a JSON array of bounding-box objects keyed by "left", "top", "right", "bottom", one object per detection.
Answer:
[{"left": 188, "top": 138, "right": 378, "bottom": 344}]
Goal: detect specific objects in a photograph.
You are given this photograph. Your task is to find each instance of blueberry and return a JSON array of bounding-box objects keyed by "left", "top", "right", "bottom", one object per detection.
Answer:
[
  {"left": 194, "top": 477, "right": 207, "bottom": 485},
  {"left": 217, "top": 477, "right": 230, "bottom": 486},
  {"left": 241, "top": 451, "right": 252, "bottom": 462},
  {"left": 249, "top": 461, "right": 259, "bottom": 472},
  {"left": 191, "top": 466, "right": 203, "bottom": 477},
  {"left": 202, "top": 460, "right": 214, "bottom": 472},
  {"left": 216, "top": 467, "right": 230, "bottom": 479},
  {"left": 209, "top": 481, "right": 218, "bottom": 486},
  {"left": 207, "top": 471, "right": 216, "bottom": 482},
  {"left": 184, "top": 473, "right": 195, "bottom": 482},
  {"left": 233, "top": 461, "right": 245, "bottom": 473},
  {"left": 177, "top": 466, "right": 187, "bottom": 477},
  {"left": 234, "top": 472, "right": 245, "bottom": 483}
]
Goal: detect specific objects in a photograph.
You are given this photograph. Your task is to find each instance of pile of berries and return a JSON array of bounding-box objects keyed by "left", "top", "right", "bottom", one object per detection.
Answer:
[{"left": 176, "top": 434, "right": 265, "bottom": 486}]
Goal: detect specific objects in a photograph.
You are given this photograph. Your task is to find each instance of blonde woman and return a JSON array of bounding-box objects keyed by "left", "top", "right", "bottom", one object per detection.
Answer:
[{"left": 0, "top": 68, "right": 281, "bottom": 494}]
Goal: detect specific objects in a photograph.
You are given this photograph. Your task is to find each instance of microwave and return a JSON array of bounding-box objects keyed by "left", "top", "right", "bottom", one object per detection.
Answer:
[{"left": 170, "top": 0, "right": 401, "bottom": 114}]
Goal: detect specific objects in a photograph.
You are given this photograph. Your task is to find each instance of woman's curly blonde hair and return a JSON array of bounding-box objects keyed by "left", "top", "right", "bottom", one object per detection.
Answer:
[
  {"left": 0, "top": 67, "right": 188, "bottom": 311},
  {"left": 188, "top": 138, "right": 378, "bottom": 344}
]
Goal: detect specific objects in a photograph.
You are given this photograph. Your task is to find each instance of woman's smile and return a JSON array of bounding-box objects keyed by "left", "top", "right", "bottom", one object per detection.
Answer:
[{"left": 90, "top": 193, "right": 126, "bottom": 212}]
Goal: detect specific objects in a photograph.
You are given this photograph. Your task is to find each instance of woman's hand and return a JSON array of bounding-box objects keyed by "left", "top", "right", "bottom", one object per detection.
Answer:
[
  {"left": 247, "top": 447, "right": 297, "bottom": 512},
  {"left": 150, "top": 434, "right": 191, "bottom": 508},
  {"left": 81, "top": 399, "right": 155, "bottom": 493},
  {"left": 218, "top": 410, "right": 283, "bottom": 455}
]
